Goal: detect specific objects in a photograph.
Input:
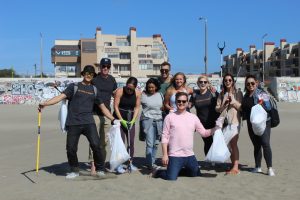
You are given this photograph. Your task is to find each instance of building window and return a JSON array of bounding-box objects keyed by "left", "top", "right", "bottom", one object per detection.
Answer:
[
  {"left": 114, "top": 64, "right": 130, "bottom": 72},
  {"left": 116, "top": 38, "right": 130, "bottom": 46},
  {"left": 107, "top": 53, "right": 119, "bottom": 58},
  {"left": 104, "top": 42, "right": 112, "bottom": 46},
  {"left": 120, "top": 53, "right": 131, "bottom": 59},
  {"left": 82, "top": 41, "right": 96, "bottom": 52},
  {"left": 139, "top": 60, "right": 153, "bottom": 70}
]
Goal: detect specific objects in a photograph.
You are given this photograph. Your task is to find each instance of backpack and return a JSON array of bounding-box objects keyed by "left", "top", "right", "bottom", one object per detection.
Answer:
[{"left": 268, "top": 96, "right": 280, "bottom": 128}]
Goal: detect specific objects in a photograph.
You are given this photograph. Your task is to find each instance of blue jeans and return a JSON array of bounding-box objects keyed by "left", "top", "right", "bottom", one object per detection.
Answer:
[
  {"left": 142, "top": 119, "right": 162, "bottom": 167},
  {"left": 157, "top": 155, "right": 200, "bottom": 181}
]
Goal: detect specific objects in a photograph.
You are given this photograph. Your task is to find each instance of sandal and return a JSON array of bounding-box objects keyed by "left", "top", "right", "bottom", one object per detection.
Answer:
[{"left": 225, "top": 169, "right": 240, "bottom": 175}]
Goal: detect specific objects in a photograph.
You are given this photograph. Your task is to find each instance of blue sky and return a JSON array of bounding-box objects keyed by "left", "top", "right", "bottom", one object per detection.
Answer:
[{"left": 0, "top": 0, "right": 299, "bottom": 75}]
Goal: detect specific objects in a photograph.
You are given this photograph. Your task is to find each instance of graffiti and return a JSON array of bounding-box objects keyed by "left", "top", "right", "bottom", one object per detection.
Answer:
[{"left": 1, "top": 77, "right": 300, "bottom": 104}]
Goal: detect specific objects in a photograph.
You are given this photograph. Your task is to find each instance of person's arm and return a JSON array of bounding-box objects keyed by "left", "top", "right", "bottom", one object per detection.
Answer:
[
  {"left": 113, "top": 88, "right": 124, "bottom": 120},
  {"left": 187, "top": 86, "right": 193, "bottom": 109},
  {"left": 161, "top": 143, "right": 169, "bottom": 166},
  {"left": 229, "top": 91, "right": 242, "bottom": 111},
  {"left": 161, "top": 115, "right": 171, "bottom": 166},
  {"left": 131, "top": 90, "right": 141, "bottom": 122},
  {"left": 98, "top": 103, "right": 115, "bottom": 121},
  {"left": 215, "top": 93, "right": 229, "bottom": 113},
  {"left": 39, "top": 93, "right": 67, "bottom": 109},
  {"left": 164, "top": 88, "right": 174, "bottom": 111}
]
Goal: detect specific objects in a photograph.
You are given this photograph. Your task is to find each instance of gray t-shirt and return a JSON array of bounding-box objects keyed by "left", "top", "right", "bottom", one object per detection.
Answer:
[{"left": 141, "top": 92, "right": 163, "bottom": 120}]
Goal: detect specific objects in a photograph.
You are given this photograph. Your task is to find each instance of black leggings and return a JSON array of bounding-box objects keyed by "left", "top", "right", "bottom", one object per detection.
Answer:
[{"left": 247, "top": 120, "right": 272, "bottom": 168}]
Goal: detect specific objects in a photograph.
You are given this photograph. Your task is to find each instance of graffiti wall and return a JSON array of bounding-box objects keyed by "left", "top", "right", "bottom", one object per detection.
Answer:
[
  {"left": 3, "top": 76, "right": 298, "bottom": 104},
  {"left": 274, "top": 77, "right": 300, "bottom": 102}
]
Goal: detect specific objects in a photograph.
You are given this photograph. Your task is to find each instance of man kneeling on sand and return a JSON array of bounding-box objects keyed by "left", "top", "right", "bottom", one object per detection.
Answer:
[{"left": 152, "top": 92, "right": 220, "bottom": 181}]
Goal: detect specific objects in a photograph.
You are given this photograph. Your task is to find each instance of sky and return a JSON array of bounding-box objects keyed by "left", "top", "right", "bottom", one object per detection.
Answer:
[{"left": 0, "top": 0, "right": 300, "bottom": 76}]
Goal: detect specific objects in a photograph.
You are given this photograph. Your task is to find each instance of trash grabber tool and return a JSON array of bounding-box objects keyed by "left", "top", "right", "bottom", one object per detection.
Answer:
[
  {"left": 35, "top": 107, "right": 41, "bottom": 175},
  {"left": 126, "top": 121, "right": 132, "bottom": 173}
]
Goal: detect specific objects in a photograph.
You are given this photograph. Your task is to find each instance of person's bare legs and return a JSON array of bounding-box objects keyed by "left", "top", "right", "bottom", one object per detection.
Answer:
[{"left": 227, "top": 134, "right": 239, "bottom": 174}]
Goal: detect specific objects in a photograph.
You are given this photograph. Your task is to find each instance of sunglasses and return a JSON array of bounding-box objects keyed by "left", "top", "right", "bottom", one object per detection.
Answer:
[
  {"left": 101, "top": 65, "right": 111, "bottom": 69},
  {"left": 160, "top": 69, "right": 169, "bottom": 73},
  {"left": 177, "top": 100, "right": 187, "bottom": 104},
  {"left": 126, "top": 87, "right": 135, "bottom": 93},
  {"left": 198, "top": 81, "right": 208, "bottom": 84},
  {"left": 84, "top": 72, "right": 95, "bottom": 76},
  {"left": 224, "top": 79, "right": 232, "bottom": 83},
  {"left": 247, "top": 82, "right": 256, "bottom": 86}
]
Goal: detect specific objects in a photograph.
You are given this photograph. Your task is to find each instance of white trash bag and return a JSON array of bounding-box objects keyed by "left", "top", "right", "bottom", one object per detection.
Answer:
[
  {"left": 58, "top": 99, "right": 68, "bottom": 134},
  {"left": 109, "top": 122, "right": 130, "bottom": 171},
  {"left": 250, "top": 104, "right": 267, "bottom": 136},
  {"left": 222, "top": 125, "right": 238, "bottom": 145},
  {"left": 205, "top": 129, "right": 231, "bottom": 163}
]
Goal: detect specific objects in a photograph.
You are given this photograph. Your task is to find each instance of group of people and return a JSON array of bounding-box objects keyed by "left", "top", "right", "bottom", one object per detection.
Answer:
[{"left": 39, "top": 58, "right": 276, "bottom": 180}]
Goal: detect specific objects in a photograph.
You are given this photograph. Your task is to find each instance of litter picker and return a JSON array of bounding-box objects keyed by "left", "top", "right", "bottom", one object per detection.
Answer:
[
  {"left": 35, "top": 107, "right": 41, "bottom": 175},
  {"left": 126, "top": 121, "right": 132, "bottom": 173}
]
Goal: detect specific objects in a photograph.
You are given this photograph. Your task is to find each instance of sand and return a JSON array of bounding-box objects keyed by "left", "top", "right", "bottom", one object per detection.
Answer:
[{"left": 0, "top": 103, "right": 300, "bottom": 200}]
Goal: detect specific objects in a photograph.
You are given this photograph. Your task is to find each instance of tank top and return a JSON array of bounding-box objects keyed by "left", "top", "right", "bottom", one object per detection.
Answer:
[{"left": 113, "top": 87, "right": 136, "bottom": 121}]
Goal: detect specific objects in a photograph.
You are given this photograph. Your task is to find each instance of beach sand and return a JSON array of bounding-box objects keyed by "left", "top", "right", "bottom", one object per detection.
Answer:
[{"left": 0, "top": 103, "right": 299, "bottom": 200}]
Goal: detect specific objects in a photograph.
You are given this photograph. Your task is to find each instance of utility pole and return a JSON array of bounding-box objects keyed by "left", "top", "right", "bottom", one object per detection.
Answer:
[
  {"left": 34, "top": 64, "right": 37, "bottom": 77},
  {"left": 199, "top": 17, "right": 208, "bottom": 75},
  {"left": 40, "top": 32, "right": 43, "bottom": 78},
  {"left": 262, "top": 33, "right": 268, "bottom": 84}
]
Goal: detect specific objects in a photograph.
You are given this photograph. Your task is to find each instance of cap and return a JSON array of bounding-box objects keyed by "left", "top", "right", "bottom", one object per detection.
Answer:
[
  {"left": 81, "top": 65, "right": 95, "bottom": 76},
  {"left": 100, "top": 58, "right": 111, "bottom": 66}
]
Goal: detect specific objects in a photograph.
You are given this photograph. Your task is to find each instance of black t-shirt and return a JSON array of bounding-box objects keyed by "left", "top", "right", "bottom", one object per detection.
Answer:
[
  {"left": 193, "top": 89, "right": 219, "bottom": 129},
  {"left": 92, "top": 74, "right": 117, "bottom": 115},
  {"left": 63, "top": 82, "right": 103, "bottom": 126},
  {"left": 241, "top": 94, "right": 255, "bottom": 121}
]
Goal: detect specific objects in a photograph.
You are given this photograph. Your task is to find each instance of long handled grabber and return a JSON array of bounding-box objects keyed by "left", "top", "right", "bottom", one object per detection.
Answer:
[
  {"left": 126, "top": 121, "right": 132, "bottom": 173},
  {"left": 36, "top": 107, "right": 42, "bottom": 175}
]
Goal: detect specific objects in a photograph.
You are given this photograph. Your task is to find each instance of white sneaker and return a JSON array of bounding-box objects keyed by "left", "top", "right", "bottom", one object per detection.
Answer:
[
  {"left": 251, "top": 167, "right": 262, "bottom": 173},
  {"left": 116, "top": 165, "right": 126, "bottom": 174},
  {"left": 66, "top": 172, "right": 79, "bottom": 179},
  {"left": 96, "top": 171, "right": 106, "bottom": 177},
  {"left": 129, "top": 164, "right": 138, "bottom": 171},
  {"left": 268, "top": 168, "right": 275, "bottom": 176}
]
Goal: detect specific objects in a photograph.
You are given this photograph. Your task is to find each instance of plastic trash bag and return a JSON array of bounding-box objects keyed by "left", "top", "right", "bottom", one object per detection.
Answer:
[
  {"left": 250, "top": 104, "right": 267, "bottom": 136},
  {"left": 58, "top": 99, "right": 68, "bottom": 134},
  {"left": 222, "top": 125, "right": 238, "bottom": 145},
  {"left": 205, "top": 129, "right": 231, "bottom": 163},
  {"left": 109, "top": 122, "right": 130, "bottom": 170}
]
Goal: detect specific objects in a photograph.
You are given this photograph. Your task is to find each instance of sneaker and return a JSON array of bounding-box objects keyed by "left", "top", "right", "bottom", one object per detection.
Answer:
[
  {"left": 129, "top": 164, "right": 138, "bottom": 171},
  {"left": 251, "top": 167, "right": 262, "bottom": 173},
  {"left": 268, "top": 168, "right": 275, "bottom": 176},
  {"left": 96, "top": 171, "right": 106, "bottom": 177},
  {"left": 66, "top": 172, "right": 79, "bottom": 179},
  {"left": 116, "top": 165, "right": 126, "bottom": 174}
]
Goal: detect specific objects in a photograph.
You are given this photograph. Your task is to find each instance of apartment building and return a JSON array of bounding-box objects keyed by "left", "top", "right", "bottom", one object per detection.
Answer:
[
  {"left": 51, "top": 27, "right": 168, "bottom": 78},
  {"left": 223, "top": 39, "right": 300, "bottom": 81}
]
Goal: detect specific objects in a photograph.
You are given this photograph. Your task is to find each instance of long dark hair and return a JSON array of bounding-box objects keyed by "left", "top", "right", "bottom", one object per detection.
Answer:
[
  {"left": 221, "top": 73, "right": 237, "bottom": 96},
  {"left": 126, "top": 76, "right": 138, "bottom": 87}
]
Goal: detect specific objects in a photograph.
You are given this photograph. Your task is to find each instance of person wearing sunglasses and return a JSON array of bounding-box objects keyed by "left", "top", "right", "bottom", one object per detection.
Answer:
[
  {"left": 164, "top": 72, "right": 193, "bottom": 113},
  {"left": 216, "top": 73, "right": 243, "bottom": 175},
  {"left": 140, "top": 78, "right": 163, "bottom": 170},
  {"left": 88, "top": 58, "right": 118, "bottom": 175},
  {"left": 113, "top": 77, "right": 141, "bottom": 173},
  {"left": 38, "top": 65, "right": 116, "bottom": 179},
  {"left": 191, "top": 76, "right": 220, "bottom": 157},
  {"left": 241, "top": 75, "right": 275, "bottom": 176},
  {"left": 152, "top": 92, "right": 219, "bottom": 181},
  {"left": 158, "top": 61, "right": 172, "bottom": 95}
]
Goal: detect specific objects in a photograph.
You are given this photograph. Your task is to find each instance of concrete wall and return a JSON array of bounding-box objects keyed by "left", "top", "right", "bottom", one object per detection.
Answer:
[
  {"left": 2, "top": 76, "right": 299, "bottom": 104},
  {"left": 270, "top": 77, "right": 300, "bottom": 102}
]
